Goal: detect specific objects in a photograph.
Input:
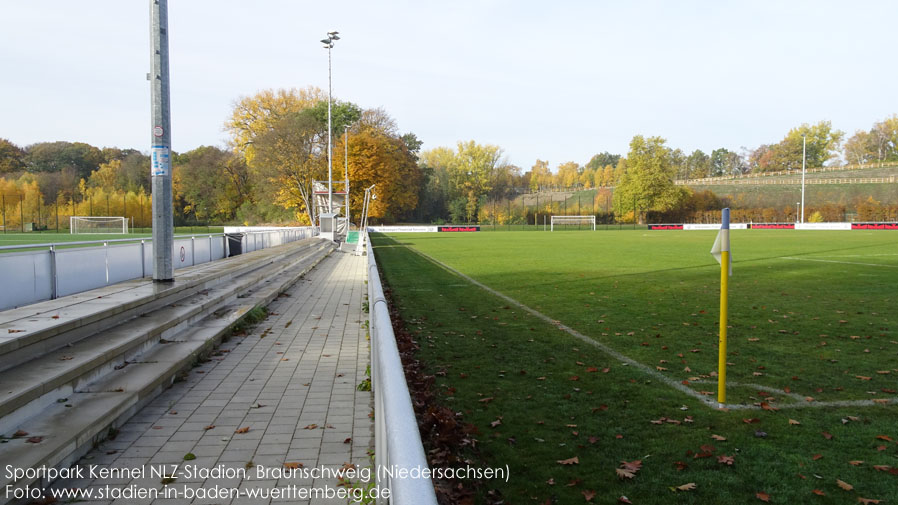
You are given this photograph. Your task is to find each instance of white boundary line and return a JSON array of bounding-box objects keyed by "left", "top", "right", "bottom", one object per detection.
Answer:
[
  {"left": 781, "top": 256, "right": 898, "bottom": 268},
  {"left": 394, "top": 241, "right": 897, "bottom": 411}
]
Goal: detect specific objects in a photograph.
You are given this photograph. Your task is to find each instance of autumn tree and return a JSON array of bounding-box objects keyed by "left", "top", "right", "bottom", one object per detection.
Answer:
[
  {"left": 761, "top": 121, "right": 844, "bottom": 171},
  {"left": 685, "top": 149, "right": 711, "bottom": 179},
  {"left": 585, "top": 152, "right": 621, "bottom": 172},
  {"left": 25, "top": 141, "right": 105, "bottom": 179},
  {"left": 843, "top": 114, "right": 898, "bottom": 165},
  {"left": 528, "top": 159, "right": 550, "bottom": 191},
  {"left": 335, "top": 125, "right": 421, "bottom": 222},
  {"left": 612, "top": 135, "right": 687, "bottom": 223}
]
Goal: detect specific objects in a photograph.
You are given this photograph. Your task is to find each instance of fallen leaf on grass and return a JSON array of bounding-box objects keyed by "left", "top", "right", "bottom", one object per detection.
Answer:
[
  {"left": 858, "top": 499, "right": 882, "bottom": 505},
  {"left": 616, "top": 460, "right": 642, "bottom": 479},
  {"left": 836, "top": 479, "right": 853, "bottom": 491},
  {"left": 490, "top": 418, "right": 502, "bottom": 428},
  {"left": 717, "top": 455, "right": 734, "bottom": 466},
  {"left": 874, "top": 435, "right": 894, "bottom": 442},
  {"left": 760, "top": 402, "right": 778, "bottom": 411},
  {"left": 756, "top": 492, "right": 771, "bottom": 502},
  {"left": 618, "top": 497, "right": 632, "bottom": 504},
  {"left": 812, "top": 454, "right": 823, "bottom": 461},
  {"left": 822, "top": 431, "right": 833, "bottom": 440},
  {"left": 849, "top": 460, "right": 864, "bottom": 466},
  {"left": 856, "top": 376, "right": 872, "bottom": 381},
  {"left": 789, "top": 419, "right": 801, "bottom": 425},
  {"left": 235, "top": 427, "right": 250, "bottom": 434},
  {"left": 557, "top": 456, "right": 579, "bottom": 465},
  {"left": 743, "top": 418, "right": 761, "bottom": 424},
  {"left": 674, "top": 483, "right": 696, "bottom": 492},
  {"left": 711, "top": 434, "right": 726, "bottom": 441},
  {"left": 812, "top": 489, "right": 825, "bottom": 496},
  {"left": 581, "top": 490, "right": 596, "bottom": 501}
]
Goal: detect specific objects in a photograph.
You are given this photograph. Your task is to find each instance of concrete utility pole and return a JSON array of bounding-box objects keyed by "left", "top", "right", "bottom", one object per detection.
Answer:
[{"left": 150, "top": 0, "right": 174, "bottom": 281}]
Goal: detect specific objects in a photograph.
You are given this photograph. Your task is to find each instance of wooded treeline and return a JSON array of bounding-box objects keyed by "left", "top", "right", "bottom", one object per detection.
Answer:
[{"left": 1, "top": 89, "right": 895, "bottom": 229}]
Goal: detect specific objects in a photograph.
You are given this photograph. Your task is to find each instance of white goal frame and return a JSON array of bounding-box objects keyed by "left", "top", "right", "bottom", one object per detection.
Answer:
[
  {"left": 550, "top": 215, "right": 596, "bottom": 231},
  {"left": 70, "top": 216, "right": 129, "bottom": 234}
]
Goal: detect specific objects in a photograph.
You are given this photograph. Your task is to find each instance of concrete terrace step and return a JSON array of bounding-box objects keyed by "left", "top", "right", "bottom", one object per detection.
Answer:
[
  {"left": 0, "top": 240, "right": 332, "bottom": 433},
  {"left": 0, "top": 239, "right": 334, "bottom": 498}
]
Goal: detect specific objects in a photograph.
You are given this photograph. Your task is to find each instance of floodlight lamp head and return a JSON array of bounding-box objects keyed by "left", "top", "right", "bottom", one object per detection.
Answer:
[
  {"left": 328, "top": 31, "right": 339, "bottom": 38},
  {"left": 320, "top": 38, "right": 331, "bottom": 44}
]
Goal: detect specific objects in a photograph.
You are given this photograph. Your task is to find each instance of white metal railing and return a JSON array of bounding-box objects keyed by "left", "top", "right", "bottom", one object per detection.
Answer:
[
  {"left": 0, "top": 227, "right": 318, "bottom": 311},
  {"left": 366, "top": 233, "right": 438, "bottom": 505}
]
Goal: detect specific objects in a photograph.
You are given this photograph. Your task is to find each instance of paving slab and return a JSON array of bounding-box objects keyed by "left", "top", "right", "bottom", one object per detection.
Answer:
[{"left": 45, "top": 252, "right": 373, "bottom": 504}]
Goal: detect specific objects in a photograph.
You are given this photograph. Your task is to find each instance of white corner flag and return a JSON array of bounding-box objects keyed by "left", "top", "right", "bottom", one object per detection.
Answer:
[{"left": 710, "top": 208, "right": 732, "bottom": 276}]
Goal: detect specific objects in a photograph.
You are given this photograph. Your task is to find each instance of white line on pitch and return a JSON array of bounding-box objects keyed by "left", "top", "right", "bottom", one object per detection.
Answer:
[
  {"left": 391, "top": 240, "right": 897, "bottom": 410},
  {"left": 781, "top": 256, "right": 898, "bottom": 268}
]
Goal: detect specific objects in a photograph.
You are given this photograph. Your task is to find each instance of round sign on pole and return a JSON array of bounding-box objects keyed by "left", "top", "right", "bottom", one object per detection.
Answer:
[
  {"left": 179, "top": 246, "right": 186, "bottom": 262},
  {"left": 153, "top": 126, "right": 164, "bottom": 137}
]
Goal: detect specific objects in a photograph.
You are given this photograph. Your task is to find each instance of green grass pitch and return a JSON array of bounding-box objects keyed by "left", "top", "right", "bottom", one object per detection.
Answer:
[{"left": 372, "top": 230, "right": 898, "bottom": 504}]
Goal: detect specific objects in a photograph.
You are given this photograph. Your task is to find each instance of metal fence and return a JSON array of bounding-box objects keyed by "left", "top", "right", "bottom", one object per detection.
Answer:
[
  {"left": 0, "top": 228, "right": 317, "bottom": 311},
  {"left": 366, "top": 233, "right": 439, "bottom": 505},
  {"left": 678, "top": 176, "right": 897, "bottom": 186}
]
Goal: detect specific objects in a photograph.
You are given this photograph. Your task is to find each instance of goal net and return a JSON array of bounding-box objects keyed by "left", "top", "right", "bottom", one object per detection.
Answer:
[
  {"left": 70, "top": 216, "right": 129, "bottom": 234},
  {"left": 550, "top": 215, "right": 596, "bottom": 231}
]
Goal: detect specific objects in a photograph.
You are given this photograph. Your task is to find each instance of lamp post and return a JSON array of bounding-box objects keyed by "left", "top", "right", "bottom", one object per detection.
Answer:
[
  {"left": 320, "top": 31, "right": 340, "bottom": 217},
  {"left": 800, "top": 133, "right": 807, "bottom": 224}
]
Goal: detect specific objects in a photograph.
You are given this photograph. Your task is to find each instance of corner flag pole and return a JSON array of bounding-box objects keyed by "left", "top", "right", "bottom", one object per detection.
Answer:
[
  {"left": 711, "top": 208, "right": 732, "bottom": 405},
  {"left": 711, "top": 208, "right": 733, "bottom": 406}
]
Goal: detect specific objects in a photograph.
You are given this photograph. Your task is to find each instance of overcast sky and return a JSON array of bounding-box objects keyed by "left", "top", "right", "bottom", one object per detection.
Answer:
[{"left": 1, "top": 0, "right": 896, "bottom": 169}]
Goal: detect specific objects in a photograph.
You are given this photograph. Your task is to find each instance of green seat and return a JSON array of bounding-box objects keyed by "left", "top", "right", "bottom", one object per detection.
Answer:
[{"left": 346, "top": 231, "right": 359, "bottom": 244}]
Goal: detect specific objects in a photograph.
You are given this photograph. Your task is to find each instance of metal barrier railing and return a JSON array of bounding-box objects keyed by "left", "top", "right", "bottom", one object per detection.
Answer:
[
  {"left": 0, "top": 228, "right": 318, "bottom": 311},
  {"left": 366, "top": 233, "right": 439, "bottom": 505}
]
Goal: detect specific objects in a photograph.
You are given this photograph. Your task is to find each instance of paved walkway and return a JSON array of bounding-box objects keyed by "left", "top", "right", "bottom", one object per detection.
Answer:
[{"left": 54, "top": 252, "right": 371, "bottom": 504}]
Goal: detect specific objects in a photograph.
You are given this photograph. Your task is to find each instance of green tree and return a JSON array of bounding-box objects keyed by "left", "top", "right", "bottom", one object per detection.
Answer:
[
  {"left": 585, "top": 152, "right": 621, "bottom": 172},
  {"left": 25, "top": 141, "right": 104, "bottom": 179},
  {"left": 612, "top": 135, "right": 687, "bottom": 223},
  {"left": 174, "top": 146, "right": 250, "bottom": 222},
  {"left": 0, "top": 138, "right": 26, "bottom": 174},
  {"left": 685, "top": 149, "right": 710, "bottom": 179}
]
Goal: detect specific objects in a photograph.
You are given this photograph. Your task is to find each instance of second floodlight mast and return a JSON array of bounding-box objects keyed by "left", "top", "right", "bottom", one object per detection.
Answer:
[{"left": 319, "top": 30, "right": 339, "bottom": 241}]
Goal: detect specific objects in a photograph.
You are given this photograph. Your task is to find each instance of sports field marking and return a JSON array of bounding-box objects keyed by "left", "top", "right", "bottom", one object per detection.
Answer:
[
  {"left": 393, "top": 241, "right": 898, "bottom": 411},
  {"left": 780, "top": 256, "right": 898, "bottom": 268}
]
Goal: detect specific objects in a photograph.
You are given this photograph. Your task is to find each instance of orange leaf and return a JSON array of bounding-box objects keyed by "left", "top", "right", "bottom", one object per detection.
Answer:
[
  {"left": 756, "top": 491, "right": 771, "bottom": 502},
  {"left": 717, "top": 455, "right": 735, "bottom": 466},
  {"left": 557, "top": 456, "right": 579, "bottom": 465},
  {"left": 822, "top": 431, "right": 833, "bottom": 440},
  {"left": 760, "top": 402, "right": 779, "bottom": 411},
  {"left": 711, "top": 434, "right": 727, "bottom": 441},
  {"left": 235, "top": 426, "right": 250, "bottom": 434},
  {"left": 849, "top": 460, "right": 864, "bottom": 466},
  {"left": 875, "top": 435, "right": 894, "bottom": 442},
  {"left": 812, "top": 489, "right": 825, "bottom": 496},
  {"left": 872, "top": 465, "right": 891, "bottom": 472},
  {"left": 203, "top": 425, "right": 215, "bottom": 430},
  {"left": 676, "top": 483, "right": 697, "bottom": 491},
  {"left": 858, "top": 498, "right": 882, "bottom": 504},
  {"left": 789, "top": 419, "right": 801, "bottom": 425},
  {"left": 812, "top": 454, "right": 823, "bottom": 460},
  {"left": 283, "top": 462, "right": 303, "bottom": 469},
  {"left": 582, "top": 489, "right": 596, "bottom": 502},
  {"left": 836, "top": 479, "right": 853, "bottom": 491},
  {"left": 303, "top": 424, "right": 318, "bottom": 430}
]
